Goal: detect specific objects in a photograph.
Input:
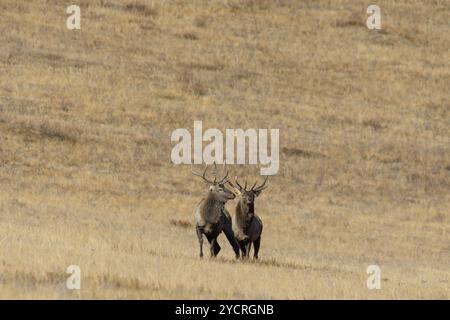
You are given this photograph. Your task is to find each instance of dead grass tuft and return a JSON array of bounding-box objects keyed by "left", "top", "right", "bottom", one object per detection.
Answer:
[
  {"left": 335, "top": 11, "right": 365, "bottom": 28},
  {"left": 123, "top": 2, "right": 158, "bottom": 16},
  {"left": 362, "top": 119, "right": 385, "bottom": 131},
  {"left": 170, "top": 219, "right": 192, "bottom": 229},
  {"left": 282, "top": 147, "right": 326, "bottom": 159},
  {"left": 179, "top": 70, "right": 208, "bottom": 96},
  {"left": 180, "top": 32, "right": 199, "bottom": 41},
  {"left": 194, "top": 15, "right": 209, "bottom": 28}
]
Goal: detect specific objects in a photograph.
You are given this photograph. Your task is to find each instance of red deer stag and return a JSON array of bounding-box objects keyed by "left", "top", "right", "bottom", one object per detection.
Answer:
[
  {"left": 192, "top": 163, "right": 240, "bottom": 259},
  {"left": 228, "top": 176, "right": 268, "bottom": 259}
]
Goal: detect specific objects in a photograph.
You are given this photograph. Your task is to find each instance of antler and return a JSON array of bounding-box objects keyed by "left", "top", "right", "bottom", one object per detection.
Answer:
[
  {"left": 229, "top": 176, "right": 242, "bottom": 191},
  {"left": 232, "top": 176, "right": 247, "bottom": 192},
  {"left": 192, "top": 162, "right": 229, "bottom": 185},
  {"left": 232, "top": 176, "right": 248, "bottom": 191},
  {"left": 191, "top": 164, "right": 215, "bottom": 184},
  {"left": 235, "top": 177, "right": 243, "bottom": 190},
  {"left": 215, "top": 162, "right": 229, "bottom": 184},
  {"left": 251, "top": 176, "right": 269, "bottom": 192},
  {"left": 231, "top": 175, "right": 268, "bottom": 193}
]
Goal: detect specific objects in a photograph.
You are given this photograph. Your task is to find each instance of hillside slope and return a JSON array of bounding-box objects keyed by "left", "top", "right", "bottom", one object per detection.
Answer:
[{"left": 0, "top": 0, "right": 449, "bottom": 298}]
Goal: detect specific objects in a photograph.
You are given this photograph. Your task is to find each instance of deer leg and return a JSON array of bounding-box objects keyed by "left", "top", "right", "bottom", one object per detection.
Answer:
[
  {"left": 210, "top": 237, "right": 219, "bottom": 257},
  {"left": 205, "top": 234, "right": 220, "bottom": 257},
  {"left": 253, "top": 236, "right": 261, "bottom": 260},
  {"left": 222, "top": 223, "right": 240, "bottom": 259},
  {"left": 213, "top": 239, "right": 221, "bottom": 256},
  {"left": 239, "top": 241, "right": 247, "bottom": 258},
  {"left": 245, "top": 242, "right": 252, "bottom": 259},
  {"left": 196, "top": 227, "right": 204, "bottom": 258}
]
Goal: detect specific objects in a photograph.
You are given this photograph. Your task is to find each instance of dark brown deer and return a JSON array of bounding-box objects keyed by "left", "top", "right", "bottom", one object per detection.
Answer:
[
  {"left": 228, "top": 176, "right": 268, "bottom": 259},
  {"left": 192, "top": 163, "right": 240, "bottom": 259}
]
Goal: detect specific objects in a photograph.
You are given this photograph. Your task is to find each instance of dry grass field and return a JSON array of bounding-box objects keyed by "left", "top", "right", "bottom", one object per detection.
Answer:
[{"left": 0, "top": 0, "right": 449, "bottom": 299}]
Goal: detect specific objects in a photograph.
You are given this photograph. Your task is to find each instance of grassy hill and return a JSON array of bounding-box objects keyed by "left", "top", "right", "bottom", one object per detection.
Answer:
[{"left": 0, "top": 0, "right": 449, "bottom": 298}]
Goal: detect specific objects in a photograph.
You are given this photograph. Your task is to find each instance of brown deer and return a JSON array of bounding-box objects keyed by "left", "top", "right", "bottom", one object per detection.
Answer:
[
  {"left": 228, "top": 176, "right": 268, "bottom": 259},
  {"left": 192, "top": 163, "right": 240, "bottom": 259}
]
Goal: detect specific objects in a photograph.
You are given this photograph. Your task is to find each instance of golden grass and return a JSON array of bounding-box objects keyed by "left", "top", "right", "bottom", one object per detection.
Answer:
[{"left": 0, "top": 0, "right": 449, "bottom": 299}]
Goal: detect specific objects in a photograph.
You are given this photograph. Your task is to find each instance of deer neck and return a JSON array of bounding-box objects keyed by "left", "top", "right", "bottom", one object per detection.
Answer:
[
  {"left": 236, "top": 199, "right": 254, "bottom": 226},
  {"left": 247, "top": 202, "right": 254, "bottom": 214},
  {"left": 238, "top": 199, "right": 254, "bottom": 214},
  {"left": 201, "top": 192, "right": 223, "bottom": 222}
]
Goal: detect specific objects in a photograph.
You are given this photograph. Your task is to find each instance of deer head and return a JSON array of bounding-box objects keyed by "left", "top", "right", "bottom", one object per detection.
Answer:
[
  {"left": 192, "top": 163, "right": 235, "bottom": 203},
  {"left": 228, "top": 176, "right": 268, "bottom": 213}
]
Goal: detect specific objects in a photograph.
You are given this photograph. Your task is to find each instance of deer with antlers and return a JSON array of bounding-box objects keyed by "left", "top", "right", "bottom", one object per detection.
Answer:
[
  {"left": 192, "top": 163, "right": 240, "bottom": 259},
  {"left": 228, "top": 176, "right": 268, "bottom": 259}
]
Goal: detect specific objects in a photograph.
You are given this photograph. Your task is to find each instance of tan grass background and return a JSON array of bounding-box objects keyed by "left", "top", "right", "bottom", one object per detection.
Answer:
[{"left": 0, "top": 0, "right": 449, "bottom": 299}]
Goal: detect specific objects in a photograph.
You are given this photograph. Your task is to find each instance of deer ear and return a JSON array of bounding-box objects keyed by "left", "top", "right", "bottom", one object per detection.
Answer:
[{"left": 254, "top": 190, "right": 263, "bottom": 197}]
